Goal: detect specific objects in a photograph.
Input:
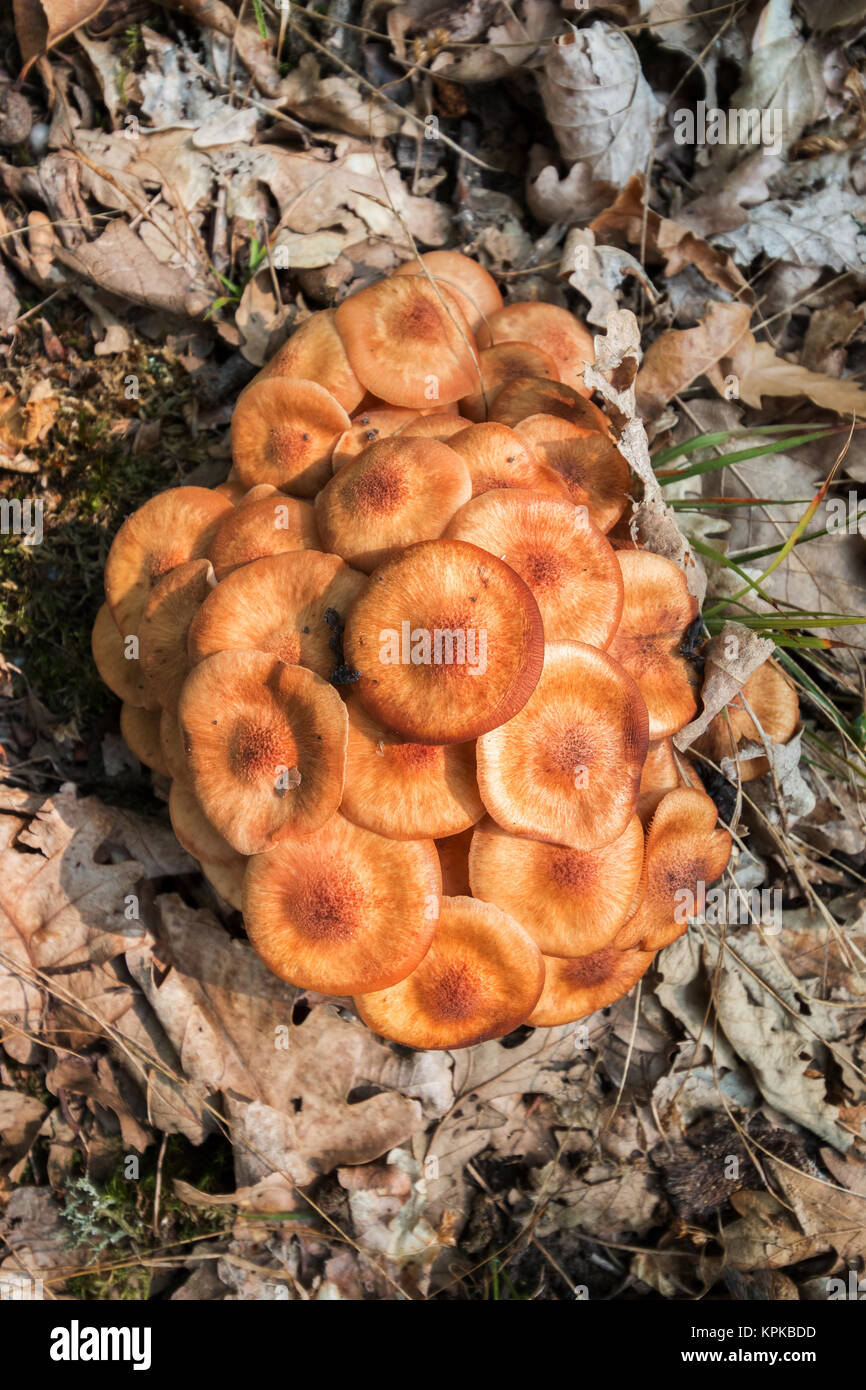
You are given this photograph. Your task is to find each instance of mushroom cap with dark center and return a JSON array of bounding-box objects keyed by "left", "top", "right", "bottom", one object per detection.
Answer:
[
  {"left": 334, "top": 275, "right": 480, "bottom": 409},
  {"left": 392, "top": 251, "right": 502, "bottom": 335},
  {"left": 340, "top": 698, "right": 484, "bottom": 839},
  {"left": 469, "top": 813, "right": 644, "bottom": 956},
  {"left": 515, "top": 414, "right": 631, "bottom": 533},
  {"left": 606, "top": 551, "right": 699, "bottom": 740},
  {"left": 104, "top": 486, "right": 232, "bottom": 638},
  {"left": 355, "top": 895, "right": 545, "bottom": 1048},
  {"left": 230, "top": 376, "right": 351, "bottom": 495},
  {"left": 445, "top": 489, "right": 624, "bottom": 648},
  {"left": 476, "top": 640, "right": 648, "bottom": 851},
  {"left": 343, "top": 537, "right": 545, "bottom": 744},
  {"left": 315, "top": 435, "right": 471, "bottom": 573},
  {"left": 459, "top": 342, "right": 560, "bottom": 423},
  {"left": 178, "top": 649, "right": 348, "bottom": 855},
  {"left": 527, "top": 945, "right": 654, "bottom": 1026},
  {"left": 479, "top": 301, "right": 594, "bottom": 395},
  {"left": 242, "top": 812, "right": 441, "bottom": 994},
  {"left": 188, "top": 550, "right": 366, "bottom": 679}
]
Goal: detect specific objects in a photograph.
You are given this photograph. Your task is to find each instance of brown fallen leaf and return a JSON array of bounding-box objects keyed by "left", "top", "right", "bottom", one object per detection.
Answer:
[
  {"left": 0, "top": 378, "right": 59, "bottom": 451},
  {"left": 0, "top": 1088, "right": 46, "bottom": 1181},
  {"left": 590, "top": 175, "right": 751, "bottom": 301},
  {"left": 13, "top": 0, "right": 109, "bottom": 76},
  {"left": 0, "top": 1186, "right": 87, "bottom": 1294},
  {"left": 0, "top": 785, "right": 191, "bottom": 1064},
  {"left": 52, "top": 220, "right": 212, "bottom": 320},
  {"left": 770, "top": 1157, "right": 866, "bottom": 1267},
  {"left": 674, "top": 623, "right": 775, "bottom": 752},
  {"left": 722, "top": 1189, "right": 827, "bottom": 1271},
  {"left": 124, "top": 894, "right": 447, "bottom": 1186},
  {"left": 706, "top": 327, "right": 866, "bottom": 414},
  {"left": 635, "top": 301, "right": 754, "bottom": 418}
]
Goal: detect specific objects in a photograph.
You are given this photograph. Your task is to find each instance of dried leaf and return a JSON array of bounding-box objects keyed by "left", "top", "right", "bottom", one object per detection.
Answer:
[
  {"left": 674, "top": 625, "right": 776, "bottom": 752},
  {"left": 635, "top": 301, "right": 754, "bottom": 418},
  {"left": 715, "top": 188, "right": 866, "bottom": 277},
  {"left": 13, "top": 0, "right": 109, "bottom": 75},
  {"left": 706, "top": 327, "right": 866, "bottom": 414}
]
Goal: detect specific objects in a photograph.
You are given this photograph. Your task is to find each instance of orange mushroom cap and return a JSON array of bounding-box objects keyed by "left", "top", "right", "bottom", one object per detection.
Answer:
[
  {"left": 476, "top": 640, "right": 648, "bottom": 851},
  {"left": 343, "top": 537, "right": 545, "bottom": 745},
  {"left": 515, "top": 414, "right": 631, "bottom": 533},
  {"left": 444, "top": 489, "right": 624, "bottom": 649},
  {"left": 256, "top": 308, "right": 365, "bottom": 413},
  {"left": 230, "top": 377, "right": 351, "bottom": 496},
  {"left": 479, "top": 301, "right": 595, "bottom": 396},
  {"left": 614, "top": 787, "right": 732, "bottom": 952},
  {"left": 104, "top": 487, "right": 232, "bottom": 638},
  {"left": 120, "top": 704, "right": 169, "bottom": 776},
  {"left": 527, "top": 945, "right": 654, "bottom": 1027},
  {"left": 340, "top": 698, "right": 484, "bottom": 839},
  {"left": 315, "top": 435, "right": 471, "bottom": 573},
  {"left": 469, "top": 814, "right": 644, "bottom": 957},
  {"left": 396, "top": 413, "right": 469, "bottom": 441},
  {"left": 169, "top": 779, "right": 247, "bottom": 870},
  {"left": 393, "top": 250, "right": 503, "bottom": 335},
  {"left": 242, "top": 811, "right": 441, "bottom": 995},
  {"left": 159, "top": 707, "right": 190, "bottom": 783},
  {"left": 334, "top": 275, "right": 479, "bottom": 409},
  {"left": 692, "top": 659, "right": 799, "bottom": 782},
  {"left": 188, "top": 550, "right": 366, "bottom": 680},
  {"left": 458, "top": 342, "right": 560, "bottom": 423},
  {"left": 447, "top": 422, "right": 571, "bottom": 500},
  {"left": 138, "top": 559, "right": 214, "bottom": 712},
  {"left": 178, "top": 649, "right": 348, "bottom": 855},
  {"left": 208, "top": 487, "right": 320, "bottom": 578},
  {"left": 489, "top": 377, "right": 610, "bottom": 434},
  {"left": 331, "top": 408, "right": 419, "bottom": 473},
  {"left": 91, "top": 601, "right": 158, "bottom": 710},
  {"left": 637, "top": 737, "right": 705, "bottom": 825},
  {"left": 606, "top": 551, "right": 699, "bottom": 740},
  {"left": 355, "top": 895, "right": 545, "bottom": 1049}
]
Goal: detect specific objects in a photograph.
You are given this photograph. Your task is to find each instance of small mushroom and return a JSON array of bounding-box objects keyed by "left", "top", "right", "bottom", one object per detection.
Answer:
[
  {"left": 169, "top": 779, "right": 248, "bottom": 870},
  {"left": 692, "top": 659, "right": 798, "bottom": 781},
  {"left": 138, "top": 559, "right": 214, "bottom": 711},
  {"left": 448, "top": 422, "right": 571, "bottom": 500},
  {"left": 331, "top": 408, "right": 419, "bottom": 472},
  {"left": 614, "top": 787, "right": 731, "bottom": 952},
  {"left": 469, "top": 814, "right": 644, "bottom": 957},
  {"left": 355, "top": 895, "right": 545, "bottom": 1049},
  {"left": 91, "top": 602, "right": 158, "bottom": 710},
  {"left": 459, "top": 342, "right": 560, "bottom": 423},
  {"left": 120, "top": 704, "right": 169, "bottom": 775},
  {"left": 334, "top": 275, "right": 479, "bottom": 409},
  {"left": 341, "top": 698, "right": 484, "bottom": 839},
  {"left": 393, "top": 250, "right": 502, "bottom": 335},
  {"left": 315, "top": 436, "right": 471, "bottom": 573},
  {"left": 479, "top": 303, "right": 595, "bottom": 396},
  {"left": 489, "top": 377, "right": 609, "bottom": 433},
  {"left": 344, "top": 537, "right": 545, "bottom": 744},
  {"left": 397, "top": 413, "right": 468, "bottom": 441},
  {"left": 445, "top": 489, "right": 624, "bottom": 648},
  {"left": 208, "top": 486, "right": 320, "bottom": 578},
  {"left": 637, "top": 738, "right": 704, "bottom": 825},
  {"left": 606, "top": 551, "right": 699, "bottom": 740},
  {"left": 188, "top": 550, "right": 366, "bottom": 678},
  {"left": 230, "top": 376, "right": 351, "bottom": 495},
  {"left": 257, "top": 308, "right": 365, "bottom": 412},
  {"left": 516, "top": 414, "right": 631, "bottom": 533},
  {"left": 476, "top": 640, "right": 649, "bottom": 851},
  {"left": 243, "top": 812, "right": 441, "bottom": 993},
  {"left": 178, "top": 649, "right": 348, "bottom": 854},
  {"left": 527, "top": 946, "right": 654, "bottom": 1027},
  {"left": 104, "top": 487, "right": 232, "bottom": 637}
]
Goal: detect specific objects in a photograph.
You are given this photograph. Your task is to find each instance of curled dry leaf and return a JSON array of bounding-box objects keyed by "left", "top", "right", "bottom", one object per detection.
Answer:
[
  {"left": 674, "top": 623, "right": 776, "bottom": 752},
  {"left": 635, "top": 301, "right": 754, "bottom": 418},
  {"left": 705, "top": 325, "right": 866, "bottom": 414},
  {"left": 529, "top": 23, "right": 664, "bottom": 223},
  {"left": 12, "top": 0, "right": 109, "bottom": 76}
]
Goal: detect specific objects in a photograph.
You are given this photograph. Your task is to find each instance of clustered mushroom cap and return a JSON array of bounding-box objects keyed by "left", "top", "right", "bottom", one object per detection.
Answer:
[{"left": 94, "top": 248, "right": 766, "bottom": 1046}]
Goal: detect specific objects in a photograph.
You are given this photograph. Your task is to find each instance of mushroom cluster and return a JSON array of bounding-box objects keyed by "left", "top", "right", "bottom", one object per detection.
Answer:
[{"left": 93, "top": 250, "right": 745, "bottom": 1050}]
